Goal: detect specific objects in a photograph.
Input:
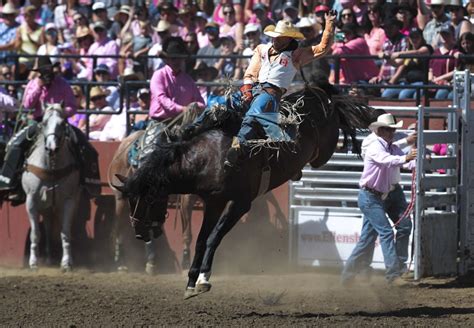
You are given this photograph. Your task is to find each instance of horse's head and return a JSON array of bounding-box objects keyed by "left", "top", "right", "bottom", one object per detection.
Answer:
[
  {"left": 113, "top": 174, "right": 168, "bottom": 242},
  {"left": 41, "top": 101, "right": 67, "bottom": 154}
]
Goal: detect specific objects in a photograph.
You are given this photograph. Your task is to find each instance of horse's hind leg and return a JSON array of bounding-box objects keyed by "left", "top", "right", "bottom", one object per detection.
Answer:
[
  {"left": 180, "top": 194, "right": 198, "bottom": 270},
  {"left": 184, "top": 200, "right": 225, "bottom": 299},
  {"left": 196, "top": 199, "right": 251, "bottom": 293},
  {"left": 25, "top": 195, "right": 40, "bottom": 270}
]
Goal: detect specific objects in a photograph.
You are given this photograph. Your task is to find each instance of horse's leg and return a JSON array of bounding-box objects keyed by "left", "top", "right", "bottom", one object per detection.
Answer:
[
  {"left": 184, "top": 201, "right": 226, "bottom": 299},
  {"left": 25, "top": 195, "right": 41, "bottom": 270},
  {"left": 43, "top": 209, "right": 53, "bottom": 266},
  {"left": 196, "top": 199, "right": 251, "bottom": 293},
  {"left": 114, "top": 196, "right": 129, "bottom": 272},
  {"left": 180, "top": 194, "right": 198, "bottom": 270},
  {"left": 144, "top": 240, "right": 156, "bottom": 275},
  {"left": 60, "top": 195, "right": 78, "bottom": 272}
]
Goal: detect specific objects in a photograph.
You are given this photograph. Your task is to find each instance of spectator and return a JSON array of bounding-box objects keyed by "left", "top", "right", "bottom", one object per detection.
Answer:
[
  {"left": 456, "top": 32, "right": 474, "bottom": 73},
  {"left": 149, "top": 37, "right": 204, "bottom": 122},
  {"left": 251, "top": 3, "right": 275, "bottom": 36},
  {"left": 195, "top": 22, "right": 222, "bottom": 68},
  {"left": 132, "top": 20, "right": 153, "bottom": 74},
  {"left": 314, "top": 5, "right": 330, "bottom": 42},
  {"left": 68, "top": 85, "right": 87, "bottom": 130},
  {"left": 449, "top": 0, "right": 472, "bottom": 40},
  {"left": 429, "top": 24, "right": 459, "bottom": 100},
  {"left": 282, "top": 1, "right": 300, "bottom": 25},
  {"left": 395, "top": 4, "right": 417, "bottom": 37},
  {"left": 352, "top": 0, "right": 368, "bottom": 25},
  {"left": 0, "top": 4, "right": 20, "bottom": 66},
  {"left": 332, "top": 23, "right": 379, "bottom": 84},
  {"left": 213, "top": 0, "right": 244, "bottom": 25},
  {"left": 215, "top": 36, "right": 242, "bottom": 80},
  {"left": 177, "top": 7, "right": 195, "bottom": 39},
  {"left": 195, "top": 11, "right": 210, "bottom": 49},
  {"left": 157, "top": 2, "right": 181, "bottom": 37},
  {"left": 110, "top": 5, "right": 131, "bottom": 41},
  {"left": 422, "top": 0, "right": 449, "bottom": 49},
  {"left": 241, "top": 23, "right": 261, "bottom": 71},
  {"left": 370, "top": 18, "right": 408, "bottom": 85},
  {"left": 191, "top": 63, "right": 219, "bottom": 105},
  {"left": 297, "top": 17, "right": 319, "bottom": 46},
  {"left": 87, "top": 21, "right": 119, "bottom": 80},
  {"left": 86, "top": 86, "right": 113, "bottom": 136},
  {"left": 91, "top": 2, "right": 113, "bottom": 35},
  {"left": 93, "top": 63, "right": 119, "bottom": 109},
  {"left": 15, "top": 6, "right": 44, "bottom": 79},
  {"left": 220, "top": 4, "right": 244, "bottom": 51},
  {"left": 338, "top": 8, "right": 358, "bottom": 29},
  {"left": 382, "top": 27, "right": 433, "bottom": 99},
  {"left": 73, "top": 26, "right": 94, "bottom": 80},
  {"left": 184, "top": 32, "right": 200, "bottom": 74},
  {"left": 72, "top": 12, "right": 89, "bottom": 29},
  {"left": 37, "top": 23, "right": 60, "bottom": 66},
  {"left": 53, "top": 0, "right": 83, "bottom": 44},
  {"left": 148, "top": 20, "right": 171, "bottom": 73},
  {"left": 363, "top": 4, "right": 386, "bottom": 56},
  {"left": 132, "top": 87, "right": 150, "bottom": 129}
]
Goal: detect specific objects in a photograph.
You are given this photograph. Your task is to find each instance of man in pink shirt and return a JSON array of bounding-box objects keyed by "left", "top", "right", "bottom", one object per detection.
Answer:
[
  {"left": 341, "top": 113, "right": 417, "bottom": 287},
  {"left": 332, "top": 23, "right": 379, "bottom": 84},
  {"left": 149, "top": 37, "right": 204, "bottom": 122},
  {"left": 86, "top": 21, "right": 119, "bottom": 81},
  {"left": 0, "top": 57, "right": 100, "bottom": 200}
]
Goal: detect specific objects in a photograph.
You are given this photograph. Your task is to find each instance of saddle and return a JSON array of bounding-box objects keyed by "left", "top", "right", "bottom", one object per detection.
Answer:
[{"left": 128, "top": 120, "right": 169, "bottom": 168}]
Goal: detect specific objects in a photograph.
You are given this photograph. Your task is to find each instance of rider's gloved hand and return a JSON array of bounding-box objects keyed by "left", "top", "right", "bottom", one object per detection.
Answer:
[{"left": 240, "top": 84, "right": 253, "bottom": 104}]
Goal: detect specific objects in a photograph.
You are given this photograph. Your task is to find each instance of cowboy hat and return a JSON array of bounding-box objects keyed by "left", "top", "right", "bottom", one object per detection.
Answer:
[
  {"left": 264, "top": 20, "right": 305, "bottom": 39},
  {"left": 1, "top": 3, "right": 18, "bottom": 15},
  {"left": 191, "top": 62, "right": 219, "bottom": 81},
  {"left": 32, "top": 57, "right": 54, "bottom": 72},
  {"left": 153, "top": 20, "right": 171, "bottom": 33},
  {"left": 90, "top": 86, "right": 108, "bottom": 99},
  {"left": 119, "top": 67, "right": 145, "bottom": 83},
  {"left": 114, "top": 5, "right": 131, "bottom": 20},
  {"left": 76, "top": 26, "right": 92, "bottom": 39},
  {"left": 369, "top": 113, "right": 403, "bottom": 131},
  {"left": 159, "top": 37, "right": 188, "bottom": 58}
]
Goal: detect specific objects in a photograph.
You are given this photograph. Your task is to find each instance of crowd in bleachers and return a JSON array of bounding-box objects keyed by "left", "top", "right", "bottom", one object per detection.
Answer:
[{"left": 0, "top": 0, "right": 472, "bottom": 141}]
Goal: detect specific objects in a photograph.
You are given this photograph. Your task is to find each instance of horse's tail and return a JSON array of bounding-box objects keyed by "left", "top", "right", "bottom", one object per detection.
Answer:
[
  {"left": 332, "top": 95, "right": 385, "bottom": 155},
  {"left": 122, "top": 141, "right": 180, "bottom": 199}
]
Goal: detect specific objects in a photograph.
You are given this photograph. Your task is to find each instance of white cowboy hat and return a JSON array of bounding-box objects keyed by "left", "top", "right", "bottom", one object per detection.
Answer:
[
  {"left": 369, "top": 113, "right": 403, "bottom": 131},
  {"left": 428, "top": 0, "right": 448, "bottom": 5},
  {"left": 1, "top": 3, "right": 18, "bottom": 15},
  {"left": 264, "top": 20, "right": 305, "bottom": 39}
]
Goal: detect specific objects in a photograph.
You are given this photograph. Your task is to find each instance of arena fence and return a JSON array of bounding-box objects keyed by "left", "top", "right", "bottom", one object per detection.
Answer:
[{"left": 289, "top": 72, "right": 474, "bottom": 277}]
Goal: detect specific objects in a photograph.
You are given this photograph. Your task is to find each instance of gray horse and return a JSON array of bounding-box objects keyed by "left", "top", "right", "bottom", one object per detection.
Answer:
[{"left": 21, "top": 102, "right": 80, "bottom": 271}]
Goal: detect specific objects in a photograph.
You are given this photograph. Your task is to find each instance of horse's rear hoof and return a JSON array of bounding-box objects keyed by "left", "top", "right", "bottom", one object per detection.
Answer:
[
  {"left": 29, "top": 266, "right": 38, "bottom": 272},
  {"left": 61, "top": 265, "right": 72, "bottom": 273},
  {"left": 117, "top": 265, "right": 129, "bottom": 273},
  {"left": 145, "top": 262, "right": 155, "bottom": 276},
  {"left": 195, "top": 282, "right": 212, "bottom": 295}
]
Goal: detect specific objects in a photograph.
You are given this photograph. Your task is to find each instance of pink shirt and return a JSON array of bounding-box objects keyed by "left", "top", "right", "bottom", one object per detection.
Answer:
[
  {"left": 149, "top": 65, "right": 204, "bottom": 120},
  {"left": 86, "top": 38, "right": 119, "bottom": 80},
  {"left": 23, "top": 77, "right": 76, "bottom": 119},
  {"left": 359, "top": 136, "right": 415, "bottom": 193},
  {"left": 364, "top": 27, "right": 386, "bottom": 56},
  {"left": 332, "top": 37, "right": 379, "bottom": 83}
]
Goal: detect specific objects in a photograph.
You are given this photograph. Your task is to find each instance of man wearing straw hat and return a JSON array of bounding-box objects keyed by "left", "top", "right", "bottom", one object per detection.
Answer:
[
  {"left": 0, "top": 3, "right": 19, "bottom": 65},
  {"left": 341, "top": 113, "right": 417, "bottom": 287},
  {"left": 185, "top": 11, "right": 337, "bottom": 168}
]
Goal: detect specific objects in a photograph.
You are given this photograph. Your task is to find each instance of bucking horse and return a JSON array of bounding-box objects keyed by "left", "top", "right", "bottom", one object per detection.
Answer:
[{"left": 115, "top": 85, "right": 381, "bottom": 299}]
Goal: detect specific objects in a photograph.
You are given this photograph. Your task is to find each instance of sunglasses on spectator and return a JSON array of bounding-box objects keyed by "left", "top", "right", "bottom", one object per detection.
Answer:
[
  {"left": 342, "top": 13, "right": 352, "bottom": 17},
  {"left": 205, "top": 27, "right": 219, "bottom": 33},
  {"left": 2, "top": 72, "right": 11, "bottom": 77},
  {"left": 300, "top": 27, "right": 314, "bottom": 34},
  {"left": 223, "top": 11, "right": 234, "bottom": 15},
  {"left": 91, "top": 96, "right": 105, "bottom": 101},
  {"left": 315, "top": 11, "right": 327, "bottom": 16},
  {"left": 245, "top": 31, "right": 257, "bottom": 37},
  {"left": 95, "top": 71, "right": 108, "bottom": 76},
  {"left": 430, "top": 5, "right": 443, "bottom": 10}
]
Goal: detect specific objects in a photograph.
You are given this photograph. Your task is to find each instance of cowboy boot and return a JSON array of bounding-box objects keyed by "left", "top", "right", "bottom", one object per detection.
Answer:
[{"left": 224, "top": 137, "right": 243, "bottom": 169}]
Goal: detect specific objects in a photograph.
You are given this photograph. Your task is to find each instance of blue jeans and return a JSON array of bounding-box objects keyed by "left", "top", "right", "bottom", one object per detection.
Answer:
[
  {"left": 435, "top": 89, "right": 453, "bottom": 100},
  {"left": 341, "top": 186, "right": 411, "bottom": 282},
  {"left": 381, "top": 82, "right": 424, "bottom": 100}
]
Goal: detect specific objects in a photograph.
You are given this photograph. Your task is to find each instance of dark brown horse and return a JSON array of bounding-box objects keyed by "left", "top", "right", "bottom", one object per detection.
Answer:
[{"left": 117, "top": 86, "right": 379, "bottom": 299}]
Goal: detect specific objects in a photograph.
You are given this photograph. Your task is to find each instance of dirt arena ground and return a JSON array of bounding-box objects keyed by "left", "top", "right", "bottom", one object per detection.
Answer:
[{"left": 0, "top": 267, "right": 473, "bottom": 327}]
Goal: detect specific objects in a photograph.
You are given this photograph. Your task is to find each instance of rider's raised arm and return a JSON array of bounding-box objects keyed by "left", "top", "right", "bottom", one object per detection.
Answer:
[
  {"left": 242, "top": 44, "right": 264, "bottom": 85},
  {"left": 293, "top": 17, "right": 335, "bottom": 67}
]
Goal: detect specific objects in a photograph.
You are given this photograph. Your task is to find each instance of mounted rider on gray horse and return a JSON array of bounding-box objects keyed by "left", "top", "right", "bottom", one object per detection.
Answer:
[{"left": 0, "top": 57, "right": 101, "bottom": 203}]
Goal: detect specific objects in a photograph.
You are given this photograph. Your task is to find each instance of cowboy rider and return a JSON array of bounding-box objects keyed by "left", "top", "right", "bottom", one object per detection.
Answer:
[
  {"left": 184, "top": 11, "right": 337, "bottom": 168},
  {"left": 0, "top": 57, "right": 101, "bottom": 202}
]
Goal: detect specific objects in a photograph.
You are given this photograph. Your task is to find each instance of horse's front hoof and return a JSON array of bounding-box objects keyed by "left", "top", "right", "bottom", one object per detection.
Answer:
[
  {"left": 29, "top": 265, "right": 38, "bottom": 272},
  {"left": 145, "top": 262, "right": 155, "bottom": 276},
  {"left": 61, "top": 265, "right": 72, "bottom": 273},
  {"left": 117, "top": 265, "right": 129, "bottom": 273},
  {"left": 183, "top": 288, "right": 197, "bottom": 300}
]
